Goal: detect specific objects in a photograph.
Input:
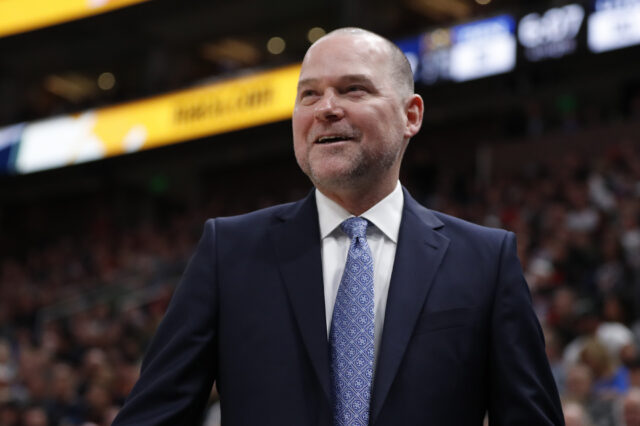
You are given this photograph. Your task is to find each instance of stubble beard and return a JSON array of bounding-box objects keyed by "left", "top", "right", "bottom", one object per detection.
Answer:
[{"left": 301, "top": 143, "right": 403, "bottom": 194}]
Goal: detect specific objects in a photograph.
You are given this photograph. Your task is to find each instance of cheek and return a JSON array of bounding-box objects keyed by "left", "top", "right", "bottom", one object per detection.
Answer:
[
  {"left": 293, "top": 137, "right": 306, "bottom": 156},
  {"left": 362, "top": 107, "right": 402, "bottom": 137},
  {"left": 292, "top": 110, "right": 314, "bottom": 152},
  {"left": 363, "top": 120, "right": 396, "bottom": 147},
  {"left": 292, "top": 107, "right": 312, "bottom": 134},
  {"left": 291, "top": 129, "right": 309, "bottom": 170}
]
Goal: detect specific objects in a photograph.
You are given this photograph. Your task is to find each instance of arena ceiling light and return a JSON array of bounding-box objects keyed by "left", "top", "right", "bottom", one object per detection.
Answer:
[
  {"left": 200, "top": 39, "right": 262, "bottom": 67},
  {"left": 404, "top": 0, "right": 472, "bottom": 21},
  {"left": 44, "top": 73, "right": 99, "bottom": 103}
]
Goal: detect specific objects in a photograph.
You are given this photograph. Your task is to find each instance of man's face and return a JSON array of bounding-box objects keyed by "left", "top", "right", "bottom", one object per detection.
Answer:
[{"left": 292, "top": 33, "right": 414, "bottom": 192}]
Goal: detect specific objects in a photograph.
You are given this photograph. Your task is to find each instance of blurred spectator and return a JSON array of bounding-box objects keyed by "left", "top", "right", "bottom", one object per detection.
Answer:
[
  {"left": 545, "top": 327, "right": 567, "bottom": 394},
  {"left": 564, "top": 363, "right": 615, "bottom": 426},
  {"left": 622, "top": 388, "right": 640, "bottom": 426},
  {"left": 0, "top": 401, "right": 20, "bottom": 426},
  {"left": 563, "top": 400, "right": 593, "bottom": 426},
  {"left": 580, "top": 338, "right": 630, "bottom": 397},
  {"left": 44, "top": 362, "right": 84, "bottom": 425},
  {"left": 21, "top": 406, "right": 49, "bottom": 426}
]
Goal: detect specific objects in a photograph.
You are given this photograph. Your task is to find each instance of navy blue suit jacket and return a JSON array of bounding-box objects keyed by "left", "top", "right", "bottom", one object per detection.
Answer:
[{"left": 113, "top": 188, "right": 564, "bottom": 425}]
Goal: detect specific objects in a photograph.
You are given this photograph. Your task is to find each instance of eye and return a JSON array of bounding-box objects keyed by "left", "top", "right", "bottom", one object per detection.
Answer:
[
  {"left": 300, "top": 89, "right": 317, "bottom": 99},
  {"left": 346, "top": 85, "right": 366, "bottom": 93},
  {"left": 298, "top": 89, "right": 320, "bottom": 104}
]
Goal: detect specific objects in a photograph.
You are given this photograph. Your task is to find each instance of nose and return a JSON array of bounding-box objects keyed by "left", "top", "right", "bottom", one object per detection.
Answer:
[{"left": 314, "top": 90, "right": 344, "bottom": 121}]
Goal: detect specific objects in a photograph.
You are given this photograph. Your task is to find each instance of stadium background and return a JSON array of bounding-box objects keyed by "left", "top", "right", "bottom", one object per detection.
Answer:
[{"left": 1, "top": 0, "right": 640, "bottom": 424}]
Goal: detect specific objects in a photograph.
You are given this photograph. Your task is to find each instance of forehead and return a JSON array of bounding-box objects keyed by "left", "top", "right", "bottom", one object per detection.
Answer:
[{"left": 298, "top": 34, "right": 392, "bottom": 84}]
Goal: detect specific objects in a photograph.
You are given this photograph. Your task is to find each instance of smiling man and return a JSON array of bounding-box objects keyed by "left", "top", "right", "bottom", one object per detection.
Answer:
[
  {"left": 292, "top": 30, "right": 422, "bottom": 216},
  {"left": 112, "top": 28, "right": 564, "bottom": 426}
]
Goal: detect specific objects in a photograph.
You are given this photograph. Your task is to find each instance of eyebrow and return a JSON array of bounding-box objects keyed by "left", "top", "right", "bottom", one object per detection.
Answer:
[{"left": 297, "top": 74, "right": 374, "bottom": 90}]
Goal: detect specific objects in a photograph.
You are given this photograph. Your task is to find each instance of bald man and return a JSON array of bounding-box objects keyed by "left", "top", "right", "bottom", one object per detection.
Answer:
[{"left": 113, "top": 28, "right": 563, "bottom": 426}]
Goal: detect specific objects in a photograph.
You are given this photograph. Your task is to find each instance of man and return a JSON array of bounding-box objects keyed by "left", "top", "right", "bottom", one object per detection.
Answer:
[{"left": 113, "top": 28, "right": 564, "bottom": 425}]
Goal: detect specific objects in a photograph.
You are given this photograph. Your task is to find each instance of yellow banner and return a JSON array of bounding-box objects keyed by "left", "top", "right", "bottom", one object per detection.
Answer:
[
  {"left": 94, "top": 64, "right": 300, "bottom": 155},
  {"left": 0, "top": 0, "right": 150, "bottom": 38},
  {"left": 15, "top": 64, "right": 301, "bottom": 173}
]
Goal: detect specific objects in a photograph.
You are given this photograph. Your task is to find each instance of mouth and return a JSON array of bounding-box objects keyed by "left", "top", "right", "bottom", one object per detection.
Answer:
[{"left": 314, "top": 135, "right": 355, "bottom": 144}]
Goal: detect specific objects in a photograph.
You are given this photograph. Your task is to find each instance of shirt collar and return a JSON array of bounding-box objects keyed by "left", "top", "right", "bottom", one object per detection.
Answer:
[{"left": 316, "top": 181, "right": 403, "bottom": 243}]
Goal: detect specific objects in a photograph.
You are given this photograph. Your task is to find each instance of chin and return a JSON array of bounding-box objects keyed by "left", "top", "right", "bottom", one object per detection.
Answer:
[{"left": 310, "top": 166, "right": 368, "bottom": 190}]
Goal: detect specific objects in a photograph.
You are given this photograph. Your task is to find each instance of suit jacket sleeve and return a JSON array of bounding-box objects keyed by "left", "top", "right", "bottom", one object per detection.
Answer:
[
  {"left": 112, "top": 219, "right": 219, "bottom": 426},
  {"left": 489, "top": 232, "right": 564, "bottom": 425}
]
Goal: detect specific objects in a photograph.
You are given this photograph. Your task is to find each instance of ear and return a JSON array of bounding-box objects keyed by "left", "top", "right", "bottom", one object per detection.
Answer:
[{"left": 404, "top": 94, "right": 424, "bottom": 139}]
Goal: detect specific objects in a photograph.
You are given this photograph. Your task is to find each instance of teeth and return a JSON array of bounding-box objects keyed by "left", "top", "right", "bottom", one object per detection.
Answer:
[{"left": 318, "top": 136, "right": 350, "bottom": 143}]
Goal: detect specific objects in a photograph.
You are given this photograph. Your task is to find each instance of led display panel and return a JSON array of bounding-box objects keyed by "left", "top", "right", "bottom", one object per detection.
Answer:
[
  {"left": 518, "top": 4, "right": 585, "bottom": 61},
  {"left": 404, "top": 15, "right": 517, "bottom": 85},
  {"left": 0, "top": 123, "right": 23, "bottom": 174},
  {"left": 448, "top": 15, "right": 517, "bottom": 82},
  {"left": 588, "top": 0, "right": 640, "bottom": 52}
]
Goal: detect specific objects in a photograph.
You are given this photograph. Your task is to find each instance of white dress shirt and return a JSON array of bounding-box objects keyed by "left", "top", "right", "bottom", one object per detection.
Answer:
[{"left": 316, "top": 181, "right": 403, "bottom": 366}]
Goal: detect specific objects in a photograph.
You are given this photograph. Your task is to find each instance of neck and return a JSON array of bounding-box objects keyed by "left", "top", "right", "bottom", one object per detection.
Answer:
[{"left": 317, "top": 178, "right": 397, "bottom": 216}]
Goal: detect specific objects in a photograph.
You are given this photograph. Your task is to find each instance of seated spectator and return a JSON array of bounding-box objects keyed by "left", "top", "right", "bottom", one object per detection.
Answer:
[
  {"left": 580, "top": 338, "right": 630, "bottom": 397},
  {"left": 563, "top": 400, "right": 593, "bottom": 426},
  {"left": 21, "top": 405, "right": 49, "bottom": 426},
  {"left": 564, "top": 363, "right": 615, "bottom": 426},
  {"left": 622, "top": 388, "right": 640, "bottom": 426}
]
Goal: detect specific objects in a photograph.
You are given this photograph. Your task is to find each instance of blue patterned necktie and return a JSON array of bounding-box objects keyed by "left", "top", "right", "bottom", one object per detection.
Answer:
[{"left": 330, "top": 217, "right": 375, "bottom": 426}]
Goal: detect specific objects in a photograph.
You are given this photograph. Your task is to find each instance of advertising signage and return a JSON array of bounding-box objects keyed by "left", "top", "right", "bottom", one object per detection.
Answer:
[
  {"left": 588, "top": 0, "right": 640, "bottom": 52},
  {"left": 0, "top": 0, "right": 150, "bottom": 38},
  {"left": 449, "top": 15, "right": 517, "bottom": 82},
  {"left": 518, "top": 4, "right": 586, "bottom": 61},
  {"left": 5, "top": 65, "right": 300, "bottom": 174},
  {"left": 397, "top": 0, "right": 640, "bottom": 86},
  {"left": 408, "top": 15, "right": 517, "bottom": 85}
]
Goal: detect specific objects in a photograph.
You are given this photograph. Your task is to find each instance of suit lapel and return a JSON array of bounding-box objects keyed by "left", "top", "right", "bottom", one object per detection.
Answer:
[
  {"left": 370, "top": 190, "right": 450, "bottom": 424},
  {"left": 269, "top": 191, "right": 332, "bottom": 402}
]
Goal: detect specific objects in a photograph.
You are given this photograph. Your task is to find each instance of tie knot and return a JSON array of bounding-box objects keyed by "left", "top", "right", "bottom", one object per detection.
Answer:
[{"left": 340, "top": 217, "right": 368, "bottom": 240}]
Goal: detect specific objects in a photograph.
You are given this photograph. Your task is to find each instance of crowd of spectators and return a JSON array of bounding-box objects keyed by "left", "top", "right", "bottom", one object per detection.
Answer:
[
  {"left": 1, "top": 115, "right": 640, "bottom": 425},
  {"left": 0, "top": 211, "right": 196, "bottom": 426},
  {"left": 413, "top": 123, "right": 640, "bottom": 425}
]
